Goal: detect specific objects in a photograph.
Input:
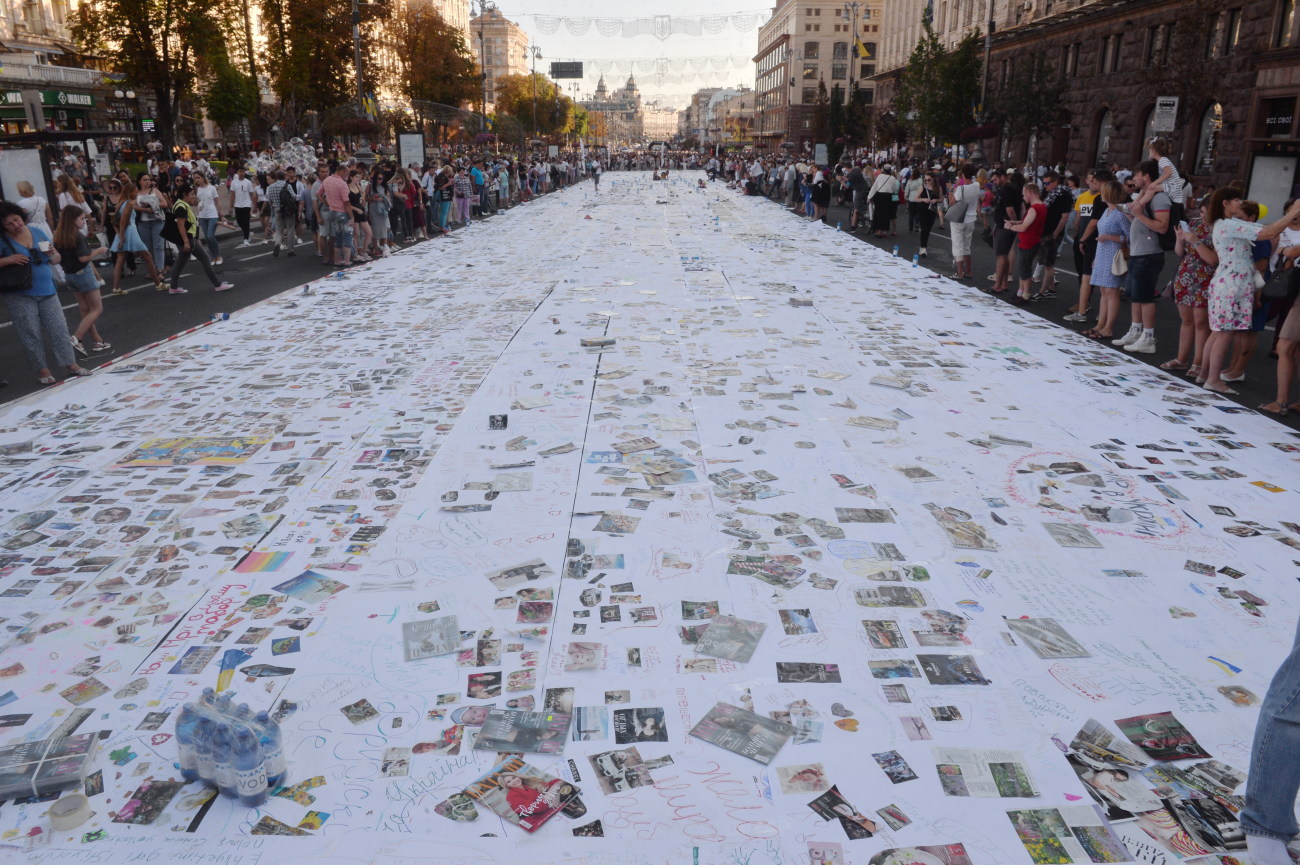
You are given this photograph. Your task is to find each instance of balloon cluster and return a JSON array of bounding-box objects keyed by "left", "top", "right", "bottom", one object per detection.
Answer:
[{"left": 244, "top": 138, "right": 317, "bottom": 177}]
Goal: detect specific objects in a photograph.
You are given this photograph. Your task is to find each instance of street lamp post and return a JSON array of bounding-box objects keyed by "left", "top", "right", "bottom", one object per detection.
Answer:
[
  {"left": 475, "top": 0, "right": 495, "bottom": 121},
  {"left": 530, "top": 45, "right": 542, "bottom": 140},
  {"left": 351, "top": 0, "right": 366, "bottom": 118},
  {"left": 843, "top": 2, "right": 860, "bottom": 93}
]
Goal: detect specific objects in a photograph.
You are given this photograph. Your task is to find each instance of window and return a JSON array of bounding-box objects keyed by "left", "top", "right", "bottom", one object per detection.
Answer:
[
  {"left": 814, "top": 24, "right": 820, "bottom": 31},
  {"left": 1279, "top": 0, "right": 1296, "bottom": 48},
  {"left": 1224, "top": 8, "right": 1241, "bottom": 55},
  {"left": 1100, "top": 33, "right": 1123, "bottom": 72},
  {"left": 832, "top": 64, "right": 847, "bottom": 80},
  {"left": 860, "top": 41, "right": 876, "bottom": 60},
  {"left": 805, "top": 41, "right": 820, "bottom": 59},
  {"left": 1146, "top": 25, "right": 1166, "bottom": 67},
  {"left": 1066, "top": 43, "right": 1079, "bottom": 77},
  {"left": 1263, "top": 96, "right": 1296, "bottom": 138},
  {"left": 860, "top": 63, "right": 876, "bottom": 77},
  {"left": 1195, "top": 103, "right": 1222, "bottom": 174},
  {"left": 861, "top": 89, "right": 874, "bottom": 105},
  {"left": 802, "top": 86, "right": 817, "bottom": 103},
  {"left": 803, "top": 63, "right": 819, "bottom": 79},
  {"left": 805, "top": 23, "right": 812, "bottom": 31},
  {"left": 1095, "top": 109, "right": 1113, "bottom": 167},
  {"left": 814, "top": 8, "right": 820, "bottom": 15},
  {"left": 833, "top": 42, "right": 848, "bottom": 59}
]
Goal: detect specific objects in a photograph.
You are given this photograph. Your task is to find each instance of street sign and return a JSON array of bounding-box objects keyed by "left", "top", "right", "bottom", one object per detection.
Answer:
[
  {"left": 550, "top": 62, "right": 583, "bottom": 79},
  {"left": 1152, "top": 96, "right": 1179, "bottom": 133}
]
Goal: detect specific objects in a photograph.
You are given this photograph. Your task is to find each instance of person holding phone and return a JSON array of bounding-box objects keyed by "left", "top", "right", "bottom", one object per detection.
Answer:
[{"left": 0, "top": 200, "right": 90, "bottom": 384}]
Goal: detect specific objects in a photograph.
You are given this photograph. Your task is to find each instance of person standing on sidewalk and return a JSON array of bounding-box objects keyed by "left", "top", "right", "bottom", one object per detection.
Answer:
[
  {"left": 990, "top": 169, "right": 1024, "bottom": 295},
  {"left": 1243, "top": 616, "right": 1300, "bottom": 865},
  {"left": 1111, "top": 160, "right": 1170, "bottom": 356},
  {"left": 320, "top": 161, "right": 354, "bottom": 268},
  {"left": 1007, "top": 182, "right": 1047, "bottom": 303},
  {"left": 228, "top": 166, "right": 257, "bottom": 247},
  {"left": 1066, "top": 169, "right": 1111, "bottom": 324},
  {"left": 164, "top": 184, "right": 232, "bottom": 294},
  {"left": 949, "top": 164, "right": 980, "bottom": 280},
  {"left": 1031, "top": 171, "right": 1073, "bottom": 303}
]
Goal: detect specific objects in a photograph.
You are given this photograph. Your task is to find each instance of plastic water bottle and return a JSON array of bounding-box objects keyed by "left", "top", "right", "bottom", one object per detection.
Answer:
[
  {"left": 212, "top": 723, "right": 238, "bottom": 797},
  {"left": 893, "top": 244, "right": 899, "bottom": 256},
  {"left": 836, "top": 221, "right": 842, "bottom": 230},
  {"left": 255, "top": 711, "right": 287, "bottom": 788},
  {"left": 176, "top": 705, "right": 200, "bottom": 782},
  {"left": 912, "top": 254, "right": 920, "bottom": 268},
  {"left": 193, "top": 716, "right": 216, "bottom": 783},
  {"left": 233, "top": 725, "right": 268, "bottom": 808}
]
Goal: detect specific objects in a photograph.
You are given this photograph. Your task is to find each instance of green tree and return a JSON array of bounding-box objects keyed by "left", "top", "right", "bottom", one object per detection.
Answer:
[
  {"left": 388, "top": 6, "right": 480, "bottom": 110},
  {"left": 493, "top": 73, "right": 575, "bottom": 137},
  {"left": 73, "top": 0, "right": 221, "bottom": 152},
  {"left": 988, "top": 53, "right": 1068, "bottom": 157},
  {"left": 200, "top": 42, "right": 260, "bottom": 138},
  {"left": 894, "top": 19, "right": 982, "bottom": 148}
]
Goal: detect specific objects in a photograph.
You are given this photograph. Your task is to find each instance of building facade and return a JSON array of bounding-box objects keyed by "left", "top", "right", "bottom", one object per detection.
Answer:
[
  {"left": 0, "top": 0, "right": 112, "bottom": 136},
  {"left": 680, "top": 88, "right": 723, "bottom": 140},
  {"left": 753, "top": 0, "right": 883, "bottom": 150},
  {"left": 468, "top": 7, "right": 531, "bottom": 109},
  {"left": 642, "top": 103, "right": 679, "bottom": 142},
  {"left": 874, "top": 1, "right": 1299, "bottom": 216},
  {"left": 582, "top": 75, "right": 645, "bottom": 146}
]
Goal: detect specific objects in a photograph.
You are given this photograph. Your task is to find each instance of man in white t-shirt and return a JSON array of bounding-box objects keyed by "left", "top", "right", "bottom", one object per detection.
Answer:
[{"left": 228, "top": 167, "right": 258, "bottom": 246}]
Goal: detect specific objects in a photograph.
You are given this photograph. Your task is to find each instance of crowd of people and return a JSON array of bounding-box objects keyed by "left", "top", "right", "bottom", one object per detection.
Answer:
[
  {"left": 0, "top": 146, "right": 597, "bottom": 387},
  {"left": 708, "top": 142, "right": 1300, "bottom": 420}
]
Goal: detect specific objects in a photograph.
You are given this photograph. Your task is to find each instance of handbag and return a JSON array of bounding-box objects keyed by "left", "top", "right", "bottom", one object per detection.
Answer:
[
  {"left": 946, "top": 187, "right": 970, "bottom": 223},
  {"left": 0, "top": 235, "right": 34, "bottom": 294},
  {"left": 1111, "top": 249, "right": 1129, "bottom": 277},
  {"left": 1263, "top": 264, "right": 1294, "bottom": 300}
]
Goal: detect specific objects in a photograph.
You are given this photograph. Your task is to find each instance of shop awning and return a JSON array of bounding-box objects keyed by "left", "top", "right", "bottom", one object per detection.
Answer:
[{"left": 0, "top": 41, "right": 65, "bottom": 55}]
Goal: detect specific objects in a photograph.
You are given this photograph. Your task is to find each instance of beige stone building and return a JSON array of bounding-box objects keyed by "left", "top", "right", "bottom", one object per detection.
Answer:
[
  {"left": 753, "top": 0, "right": 883, "bottom": 150},
  {"left": 582, "top": 75, "right": 647, "bottom": 146},
  {"left": 468, "top": 6, "right": 532, "bottom": 108}
]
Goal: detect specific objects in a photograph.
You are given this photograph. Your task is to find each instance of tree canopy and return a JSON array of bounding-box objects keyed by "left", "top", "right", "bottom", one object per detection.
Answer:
[{"left": 493, "top": 73, "right": 577, "bottom": 137}]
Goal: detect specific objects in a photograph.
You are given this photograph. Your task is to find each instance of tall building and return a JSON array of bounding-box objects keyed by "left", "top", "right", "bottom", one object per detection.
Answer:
[
  {"left": 582, "top": 75, "right": 646, "bottom": 146},
  {"left": 642, "top": 102, "right": 679, "bottom": 142},
  {"left": 0, "top": 0, "right": 108, "bottom": 136},
  {"left": 701, "top": 87, "right": 754, "bottom": 145},
  {"left": 753, "top": 0, "right": 883, "bottom": 151},
  {"left": 468, "top": 6, "right": 531, "bottom": 109},
  {"left": 874, "top": 0, "right": 1296, "bottom": 215},
  {"left": 422, "top": 0, "right": 472, "bottom": 47},
  {"left": 680, "top": 88, "right": 723, "bottom": 140}
]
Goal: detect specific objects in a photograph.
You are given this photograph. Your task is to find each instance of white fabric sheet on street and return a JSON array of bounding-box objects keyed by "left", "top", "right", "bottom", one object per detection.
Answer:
[{"left": 0, "top": 173, "right": 1297, "bottom": 865}]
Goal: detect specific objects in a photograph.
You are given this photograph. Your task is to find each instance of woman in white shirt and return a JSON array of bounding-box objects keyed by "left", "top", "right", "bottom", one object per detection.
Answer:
[
  {"left": 55, "top": 175, "right": 94, "bottom": 235},
  {"left": 949, "top": 164, "right": 981, "bottom": 280},
  {"left": 193, "top": 174, "right": 222, "bottom": 265},
  {"left": 16, "top": 181, "right": 54, "bottom": 233}
]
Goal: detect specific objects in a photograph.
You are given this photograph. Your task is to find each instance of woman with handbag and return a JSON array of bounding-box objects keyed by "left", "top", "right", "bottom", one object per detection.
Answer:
[
  {"left": 1203, "top": 194, "right": 1300, "bottom": 394},
  {"left": 1082, "top": 181, "right": 1131, "bottom": 340},
  {"left": 0, "top": 200, "right": 91, "bottom": 384},
  {"left": 949, "top": 165, "right": 980, "bottom": 279},
  {"left": 867, "top": 166, "right": 899, "bottom": 238}
]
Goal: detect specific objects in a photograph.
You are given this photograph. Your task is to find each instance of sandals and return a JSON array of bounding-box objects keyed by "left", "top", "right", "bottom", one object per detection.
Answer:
[
  {"left": 38, "top": 374, "right": 56, "bottom": 386},
  {"left": 67, "top": 367, "right": 92, "bottom": 378},
  {"left": 1159, "top": 359, "right": 1189, "bottom": 371},
  {"left": 1260, "top": 402, "right": 1290, "bottom": 417}
]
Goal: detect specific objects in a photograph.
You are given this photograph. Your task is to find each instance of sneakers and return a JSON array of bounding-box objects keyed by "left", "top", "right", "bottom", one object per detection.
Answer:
[
  {"left": 239, "top": 240, "right": 252, "bottom": 247},
  {"left": 215, "top": 282, "right": 234, "bottom": 292},
  {"left": 919, "top": 248, "right": 928, "bottom": 257},
  {"left": 1112, "top": 330, "right": 1141, "bottom": 347},
  {"left": 169, "top": 288, "right": 188, "bottom": 294},
  {"left": 1063, "top": 312, "right": 1088, "bottom": 322},
  {"left": 213, "top": 257, "right": 223, "bottom": 265},
  {"left": 1037, "top": 287, "right": 1057, "bottom": 299},
  {"left": 1125, "top": 334, "right": 1157, "bottom": 354}
]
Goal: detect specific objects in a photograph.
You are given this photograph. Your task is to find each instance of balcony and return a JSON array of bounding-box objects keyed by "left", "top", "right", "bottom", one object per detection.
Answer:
[{"left": 0, "top": 59, "right": 104, "bottom": 88}]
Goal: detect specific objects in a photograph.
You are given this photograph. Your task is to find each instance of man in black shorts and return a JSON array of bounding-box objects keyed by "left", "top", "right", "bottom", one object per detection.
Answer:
[
  {"left": 1031, "top": 171, "right": 1075, "bottom": 303},
  {"left": 990, "top": 169, "right": 1023, "bottom": 294},
  {"left": 1066, "top": 169, "right": 1112, "bottom": 322}
]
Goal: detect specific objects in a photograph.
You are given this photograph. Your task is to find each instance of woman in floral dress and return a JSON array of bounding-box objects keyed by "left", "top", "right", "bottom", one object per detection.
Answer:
[
  {"left": 1203, "top": 192, "right": 1300, "bottom": 394},
  {"left": 1164, "top": 196, "right": 1217, "bottom": 378}
]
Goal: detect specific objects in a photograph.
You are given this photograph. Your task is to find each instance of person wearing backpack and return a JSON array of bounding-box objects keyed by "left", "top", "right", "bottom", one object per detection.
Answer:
[
  {"left": 1111, "top": 160, "right": 1170, "bottom": 355},
  {"left": 266, "top": 168, "right": 303, "bottom": 258},
  {"left": 163, "top": 184, "right": 233, "bottom": 294}
]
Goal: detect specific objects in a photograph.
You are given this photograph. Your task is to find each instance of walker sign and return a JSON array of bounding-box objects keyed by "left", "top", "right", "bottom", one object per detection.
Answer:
[{"left": 1152, "top": 96, "right": 1179, "bottom": 133}]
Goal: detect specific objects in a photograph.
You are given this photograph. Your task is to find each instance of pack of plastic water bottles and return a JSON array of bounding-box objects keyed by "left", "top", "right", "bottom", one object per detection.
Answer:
[{"left": 174, "top": 689, "right": 286, "bottom": 807}]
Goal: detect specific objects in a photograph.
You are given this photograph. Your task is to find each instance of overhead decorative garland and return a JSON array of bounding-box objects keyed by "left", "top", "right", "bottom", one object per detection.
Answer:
[
  {"left": 583, "top": 56, "right": 751, "bottom": 75},
  {"left": 528, "top": 11, "right": 768, "bottom": 40}
]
